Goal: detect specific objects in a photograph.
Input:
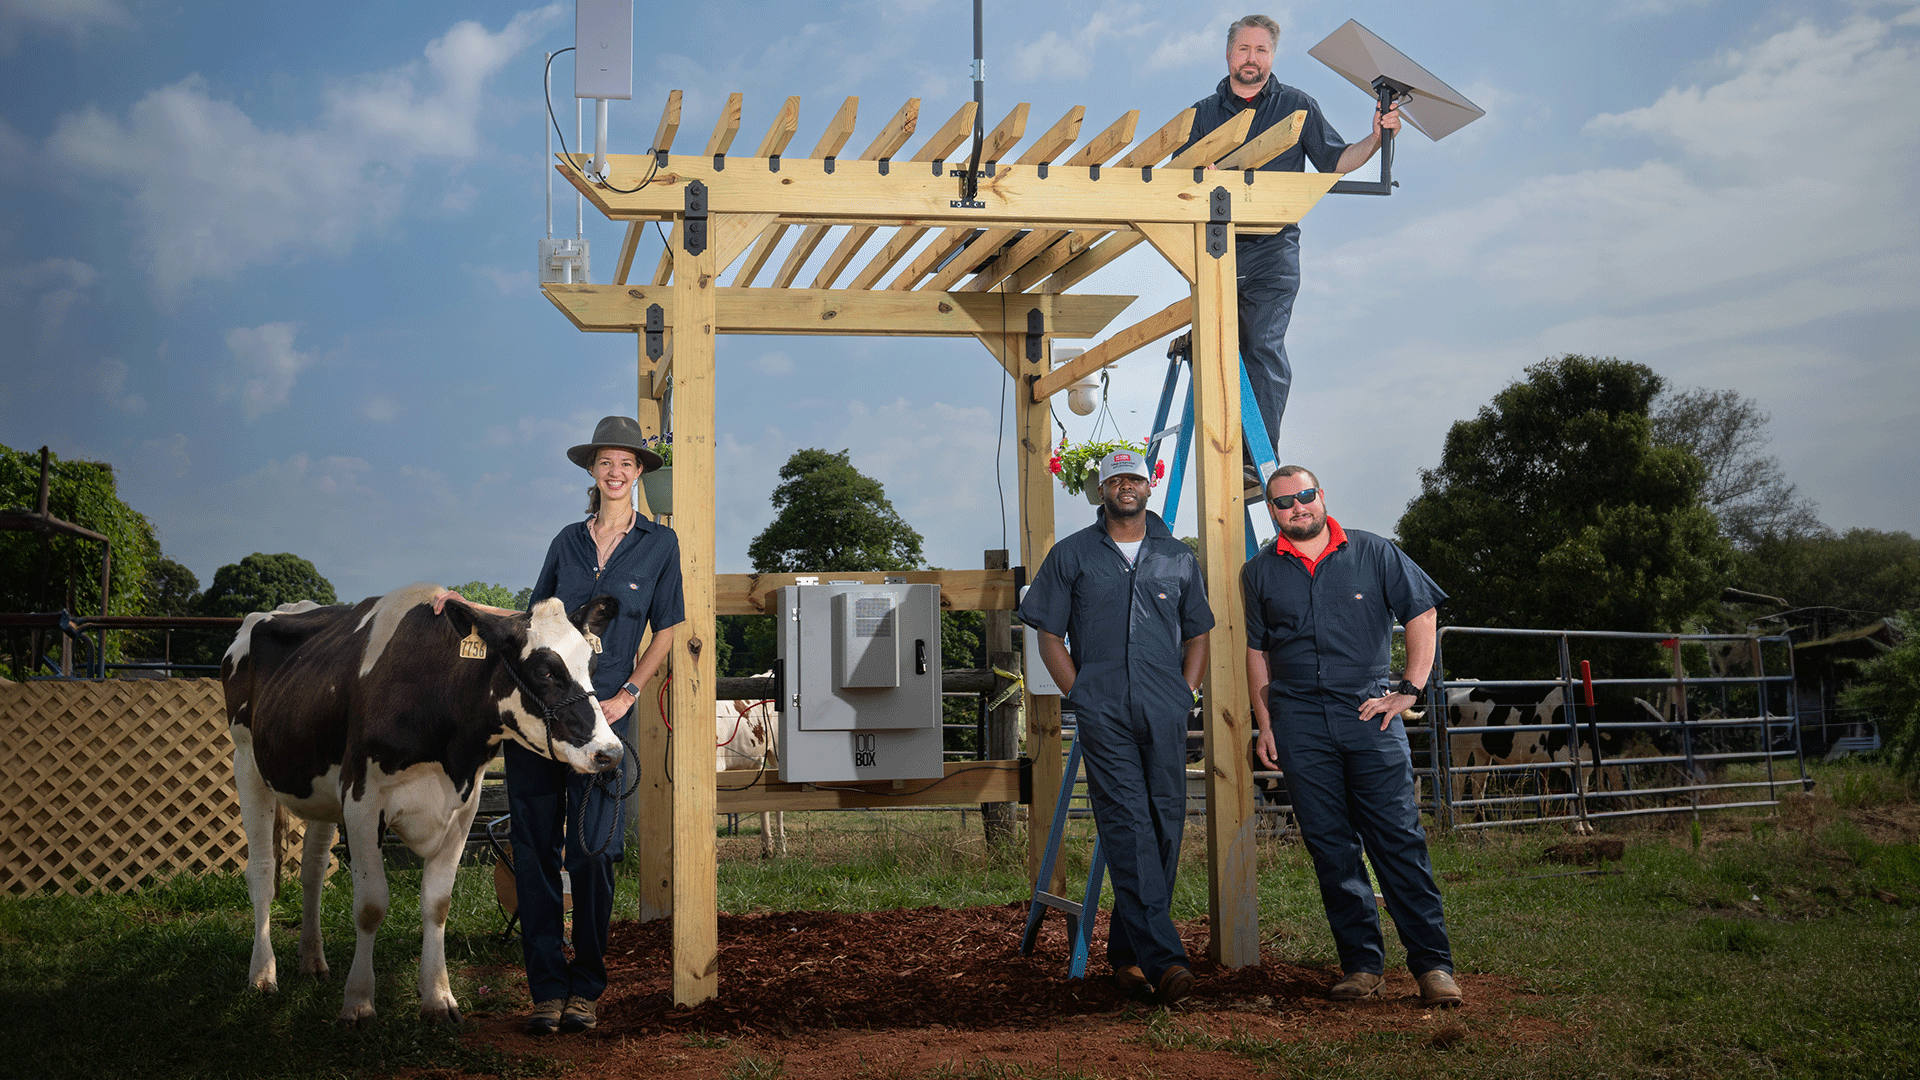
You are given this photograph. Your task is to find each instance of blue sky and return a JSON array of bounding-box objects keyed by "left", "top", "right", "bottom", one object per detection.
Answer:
[{"left": 2, "top": 0, "right": 1915, "bottom": 602}]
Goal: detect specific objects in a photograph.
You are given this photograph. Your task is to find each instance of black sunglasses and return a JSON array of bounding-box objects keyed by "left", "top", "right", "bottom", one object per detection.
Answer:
[{"left": 1269, "top": 487, "right": 1320, "bottom": 509}]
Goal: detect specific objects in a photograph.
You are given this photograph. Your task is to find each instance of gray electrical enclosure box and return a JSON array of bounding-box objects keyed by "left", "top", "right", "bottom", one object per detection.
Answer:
[{"left": 775, "top": 582, "right": 943, "bottom": 782}]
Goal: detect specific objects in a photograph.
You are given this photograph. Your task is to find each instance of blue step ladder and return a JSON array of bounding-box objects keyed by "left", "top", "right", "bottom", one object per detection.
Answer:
[
  {"left": 1016, "top": 732, "right": 1105, "bottom": 977},
  {"left": 1018, "top": 337, "right": 1276, "bottom": 977}
]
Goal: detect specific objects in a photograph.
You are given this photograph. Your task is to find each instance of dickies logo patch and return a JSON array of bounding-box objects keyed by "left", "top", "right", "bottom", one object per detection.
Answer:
[
  {"left": 1354, "top": 593, "right": 1364, "bottom": 600},
  {"left": 629, "top": 582, "right": 639, "bottom": 589},
  {"left": 1157, "top": 592, "right": 1167, "bottom": 599}
]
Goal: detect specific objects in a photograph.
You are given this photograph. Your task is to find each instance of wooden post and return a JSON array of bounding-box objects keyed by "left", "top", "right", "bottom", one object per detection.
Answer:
[
  {"left": 631, "top": 356, "right": 674, "bottom": 921},
  {"left": 981, "top": 549, "right": 1017, "bottom": 846},
  {"left": 1189, "top": 219, "right": 1259, "bottom": 969},
  {"left": 1013, "top": 332, "right": 1061, "bottom": 890},
  {"left": 668, "top": 219, "right": 720, "bottom": 1005}
]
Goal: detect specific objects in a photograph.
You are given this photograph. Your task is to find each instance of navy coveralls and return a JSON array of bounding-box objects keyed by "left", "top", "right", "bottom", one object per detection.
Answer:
[
  {"left": 511, "top": 513, "right": 684, "bottom": 1004},
  {"left": 1019, "top": 509, "right": 1213, "bottom": 983},
  {"left": 1239, "top": 519, "right": 1454, "bottom": 978},
  {"left": 1183, "top": 76, "right": 1349, "bottom": 449}
]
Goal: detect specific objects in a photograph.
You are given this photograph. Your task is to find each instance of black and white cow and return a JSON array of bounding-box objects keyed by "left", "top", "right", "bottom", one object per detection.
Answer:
[
  {"left": 1445, "top": 684, "right": 1568, "bottom": 816},
  {"left": 222, "top": 583, "right": 620, "bottom": 1025}
]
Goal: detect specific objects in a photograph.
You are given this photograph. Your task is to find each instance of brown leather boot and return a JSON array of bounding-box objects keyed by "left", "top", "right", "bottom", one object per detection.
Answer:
[
  {"left": 1329, "top": 971, "right": 1385, "bottom": 1000},
  {"left": 1417, "top": 969, "right": 1464, "bottom": 1007}
]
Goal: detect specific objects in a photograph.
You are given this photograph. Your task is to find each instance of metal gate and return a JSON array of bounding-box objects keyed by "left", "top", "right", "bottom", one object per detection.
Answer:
[{"left": 1428, "top": 626, "right": 1810, "bottom": 830}]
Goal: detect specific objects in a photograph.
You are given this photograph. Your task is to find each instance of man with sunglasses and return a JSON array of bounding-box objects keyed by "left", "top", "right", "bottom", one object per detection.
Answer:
[
  {"left": 1240, "top": 466, "right": 1463, "bottom": 1007},
  {"left": 1020, "top": 451, "right": 1213, "bottom": 1005}
]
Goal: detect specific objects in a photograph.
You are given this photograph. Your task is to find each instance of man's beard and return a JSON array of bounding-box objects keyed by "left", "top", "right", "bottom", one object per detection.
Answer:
[
  {"left": 1278, "top": 516, "right": 1324, "bottom": 542},
  {"left": 1103, "top": 492, "right": 1146, "bottom": 519},
  {"left": 1232, "top": 65, "right": 1266, "bottom": 88}
]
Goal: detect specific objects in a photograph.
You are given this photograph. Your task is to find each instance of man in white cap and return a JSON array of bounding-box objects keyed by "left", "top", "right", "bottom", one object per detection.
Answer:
[{"left": 1019, "top": 450, "right": 1214, "bottom": 1004}]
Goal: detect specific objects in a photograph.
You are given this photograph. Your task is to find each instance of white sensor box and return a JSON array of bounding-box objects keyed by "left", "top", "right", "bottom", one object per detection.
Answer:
[{"left": 575, "top": 0, "right": 632, "bottom": 100}]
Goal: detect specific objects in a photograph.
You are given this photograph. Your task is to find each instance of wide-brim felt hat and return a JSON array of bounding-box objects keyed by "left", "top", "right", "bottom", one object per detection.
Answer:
[{"left": 567, "top": 415, "right": 664, "bottom": 473}]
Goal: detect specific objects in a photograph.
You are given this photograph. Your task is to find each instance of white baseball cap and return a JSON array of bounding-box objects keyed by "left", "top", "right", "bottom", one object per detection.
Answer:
[{"left": 1098, "top": 450, "right": 1151, "bottom": 483}]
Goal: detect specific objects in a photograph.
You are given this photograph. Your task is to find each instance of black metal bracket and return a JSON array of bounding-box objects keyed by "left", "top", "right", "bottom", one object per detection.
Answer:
[
  {"left": 1194, "top": 166, "right": 1206, "bottom": 183},
  {"left": 683, "top": 180, "right": 708, "bottom": 255},
  {"left": 653, "top": 149, "right": 668, "bottom": 169},
  {"left": 1206, "top": 186, "right": 1230, "bottom": 259},
  {"left": 1018, "top": 755, "right": 1034, "bottom": 805},
  {"left": 1089, "top": 163, "right": 1100, "bottom": 181},
  {"left": 768, "top": 153, "right": 780, "bottom": 172},
  {"left": 878, "top": 157, "right": 891, "bottom": 176},
  {"left": 823, "top": 155, "right": 835, "bottom": 174},
  {"left": 932, "top": 158, "right": 945, "bottom": 176},
  {"left": 712, "top": 153, "right": 725, "bottom": 171},
  {"left": 1036, "top": 162, "right": 1049, "bottom": 179},
  {"left": 1328, "top": 75, "right": 1406, "bottom": 197},
  {"left": 644, "top": 304, "right": 664, "bottom": 360},
  {"left": 1244, "top": 169, "right": 1256, "bottom": 185},
  {"left": 1025, "top": 308, "right": 1045, "bottom": 362},
  {"left": 1142, "top": 167, "right": 1152, "bottom": 182}
]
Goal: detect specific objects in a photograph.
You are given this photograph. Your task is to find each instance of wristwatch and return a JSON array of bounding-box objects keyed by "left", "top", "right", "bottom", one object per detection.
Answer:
[
  {"left": 1389, "top": 679, "right": 1422, "bottom": 699},
  {"left": 621, "top": 681, "right": 640, "bottom": 698}
]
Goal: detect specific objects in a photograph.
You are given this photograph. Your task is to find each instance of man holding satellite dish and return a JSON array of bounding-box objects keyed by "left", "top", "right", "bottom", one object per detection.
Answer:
[{"left": 1183, "top": 15, "right": 1400, "bottom": 458}]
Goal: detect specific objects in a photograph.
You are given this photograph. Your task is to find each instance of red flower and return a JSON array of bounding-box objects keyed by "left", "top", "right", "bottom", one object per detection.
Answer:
[
  {"left": 1154, "top": 459, "right": 1166, "bottom": 479},
  {"left": 1047, "top": 455, "right": 1063, "bottom": 475}
]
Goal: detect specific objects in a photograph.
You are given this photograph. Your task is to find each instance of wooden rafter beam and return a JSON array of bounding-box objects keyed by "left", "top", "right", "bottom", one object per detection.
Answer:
[
  {"left": 718, "top": 569, "right": 1013, "bottom": 615},
  {"left": 1030, "top": 298, "right": 1191, "bottom": 401},
  {"left": 1039, "top": 232, "right": 1146, "bottom": 294},
  {"left": 775, "top": 98, "right": 920, "bottom": 289},
  {"left": 807, "top": 100, "right": 976, "bottom": 289},
  {"left": 735, "top": 96, "right": 858, "bottom": 287},
  {"left": 1115, "top": 107, "right": 1196, "bottom": 168},
  {"left": 542, "top": 285, "right": 1133, "bottom": 339},
  {"left": 1214, "top": 109, "right": 1304, "bottom": 170},
  {"left": 1166, "top": 109, "right": 1253, "bottom": 169},
  {"left": 561, "top": 154, "right": 1338, "bottom": 229}
]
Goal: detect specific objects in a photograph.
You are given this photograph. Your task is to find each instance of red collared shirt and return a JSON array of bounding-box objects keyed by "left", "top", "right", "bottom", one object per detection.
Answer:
[{"left": 1271, "top": 515, "right": 1349, "bottom": 576}]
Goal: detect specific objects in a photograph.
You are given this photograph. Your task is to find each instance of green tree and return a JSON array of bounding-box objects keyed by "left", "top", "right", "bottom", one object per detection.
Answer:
[
  {"left": 1396, "top": 355, "right": 1734, "bottom": 678},
  {"left": 197, "top": 553, "right": 338, "bottom": 617},
  {"left": 0, "top": 444, "right": 160, "bottom": 677},
  {"left": 1651, "top": 386, "right": 1815, "bottom": 547},
  {"left": 748, "top": 449, "right": 923, "bottom": 573},
  {"left": 1739, "top": 528, "right": 1920, "bottom": 618},
  {"left": 1839, "top": 614, "right": 1919, "bottom": 775},
  {"left": 448, "top": 581, "right": 530, "bottom": 611},
  {"left": 127, "top": 556, "right": 205, "bottom": 664}
]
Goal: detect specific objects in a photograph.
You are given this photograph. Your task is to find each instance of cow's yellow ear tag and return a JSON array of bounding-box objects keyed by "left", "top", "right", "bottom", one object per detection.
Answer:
[
  {"left": 583, "top": 631, "right": 603, "bottom": 654},
  {"left": 458, "top": 629, "right": 487, "bottom": 660}
]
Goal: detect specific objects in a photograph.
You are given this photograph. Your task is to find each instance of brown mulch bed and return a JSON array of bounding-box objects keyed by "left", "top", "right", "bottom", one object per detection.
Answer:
[{"left": 444, "top": 904, "right": 1566, "bottom": 1079}]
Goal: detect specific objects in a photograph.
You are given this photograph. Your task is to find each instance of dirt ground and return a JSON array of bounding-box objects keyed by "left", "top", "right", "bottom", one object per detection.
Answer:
[{"left": 442, "top": 904, "right": 1562, "bottom": 1079}]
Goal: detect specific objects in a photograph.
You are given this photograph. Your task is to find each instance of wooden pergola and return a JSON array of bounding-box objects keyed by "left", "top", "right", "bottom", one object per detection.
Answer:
[{"left": 543, "top": 90, "right": 1341, "bottom": 1005}]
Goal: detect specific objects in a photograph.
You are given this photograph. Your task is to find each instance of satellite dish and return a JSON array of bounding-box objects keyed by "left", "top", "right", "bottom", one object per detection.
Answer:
[{"left": 1308, "top": 19, "right": 1484, "bottom": 141}]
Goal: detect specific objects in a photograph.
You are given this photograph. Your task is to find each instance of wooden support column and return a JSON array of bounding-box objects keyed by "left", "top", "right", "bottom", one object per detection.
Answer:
[
  {"left": 1188, "top": 220, "right": 1259, "bottom": 969},
  {"left": 1002, "top": 324, "right": 1062, "bottom": 890},
  {"left": 632, "top": 349, "right": 672, "bottom": 921},
  {"left": 668, "top": 217, "right": 720, "bottom": 1005}
]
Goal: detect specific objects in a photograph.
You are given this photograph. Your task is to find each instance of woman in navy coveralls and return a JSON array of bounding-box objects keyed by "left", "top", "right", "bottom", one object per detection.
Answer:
[{"left": 437, "top": 415, "right": 683, "bottom": 1034}]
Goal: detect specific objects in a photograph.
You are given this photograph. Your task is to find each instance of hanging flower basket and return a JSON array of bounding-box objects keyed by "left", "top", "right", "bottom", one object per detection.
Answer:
[
  {"left": 639, "top": 432, "right": 673, "bottom": 515},
  {"left": 640, "top": 468, "right": 673, "bottom": 515},
  {"left": 1046, "top": 437, "right": 1162, "bottom": 503}
]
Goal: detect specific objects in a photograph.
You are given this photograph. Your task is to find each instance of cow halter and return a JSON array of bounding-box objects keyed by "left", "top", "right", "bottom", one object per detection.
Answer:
[{"left": 501, "top": 650, "right": 593, "bottom": 761}]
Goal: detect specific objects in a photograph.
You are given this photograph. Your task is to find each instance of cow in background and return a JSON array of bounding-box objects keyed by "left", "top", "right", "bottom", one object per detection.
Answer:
[
  {"left": 717, "top": 673, "right": 784, "bottom": 857},
  {"left": 1444, "top": 684, "right": 1566, "bottom": 820},
  {"left": 223, "top": 584, "right": 620, "bottom": 1025}
]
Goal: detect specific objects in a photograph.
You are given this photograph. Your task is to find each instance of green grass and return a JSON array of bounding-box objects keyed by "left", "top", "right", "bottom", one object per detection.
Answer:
[{"left": 0, "top": 760, "right": 1914, "bottom": 1078}]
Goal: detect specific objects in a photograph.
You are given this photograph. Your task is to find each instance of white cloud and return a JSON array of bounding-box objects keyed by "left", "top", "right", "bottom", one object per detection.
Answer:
[
  {"left": 138, "top": 433, "right": 190, "bottom": 479},
  {"left": 43, "top": 5, "right": 565, "bottom": 303},
  {"left": 467, "top": 262, "right": 532, "bottom": 296},
  {"left": 0, "top": 257, "right": 95, "bottom": 341},
  {"left": 363, "top": 396, "right": 401, "bottom": 422},
  {"left": 95, "top": 357, "right": 145, "bottom": 413},
  {"left": 0, "top": 0, "right": 133, "bottom": 53},
  {"left": 749, "top": 350, "right": 794, "bottom": 375},
  {"left": 242, "top": 451, "right": 376, "bottom": 499},
  {"left": 226, "top": 322, "right": 311, "bottom": 421}
]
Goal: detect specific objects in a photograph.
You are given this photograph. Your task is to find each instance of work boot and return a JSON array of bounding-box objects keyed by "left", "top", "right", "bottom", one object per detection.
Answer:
[
  {"left": 559, "top": 995, "right": 598, "bottom": 1032},
  {"left": 1112, "top": 965, "right": 1151, "bottom": 997},
  {"left": 1417, "top": 969, "right": 1464, "bottom": 1008},
  {"left": 524, "top": 998, "right": 565, "bottom": 1036},
  {"left": 1154, "top": 964, "right": 1195, "bottom": 1006},
  {"left": 1329, "top": 971, "right": 1385, "bottom": 1000}
]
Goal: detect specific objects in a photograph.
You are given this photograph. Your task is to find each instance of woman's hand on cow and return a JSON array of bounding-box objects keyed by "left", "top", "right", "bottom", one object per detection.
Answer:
[
  {"left": 430, "top": 589, "right": 465, "bottom": 614},
  {"left": 599, "top": 692, "right": 633, "bottom": 724}
]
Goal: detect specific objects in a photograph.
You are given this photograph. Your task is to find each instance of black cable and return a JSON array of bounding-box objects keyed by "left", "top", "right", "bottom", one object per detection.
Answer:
[{"left": 544, "top": 47, "right": 658, "bottom": 195}]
